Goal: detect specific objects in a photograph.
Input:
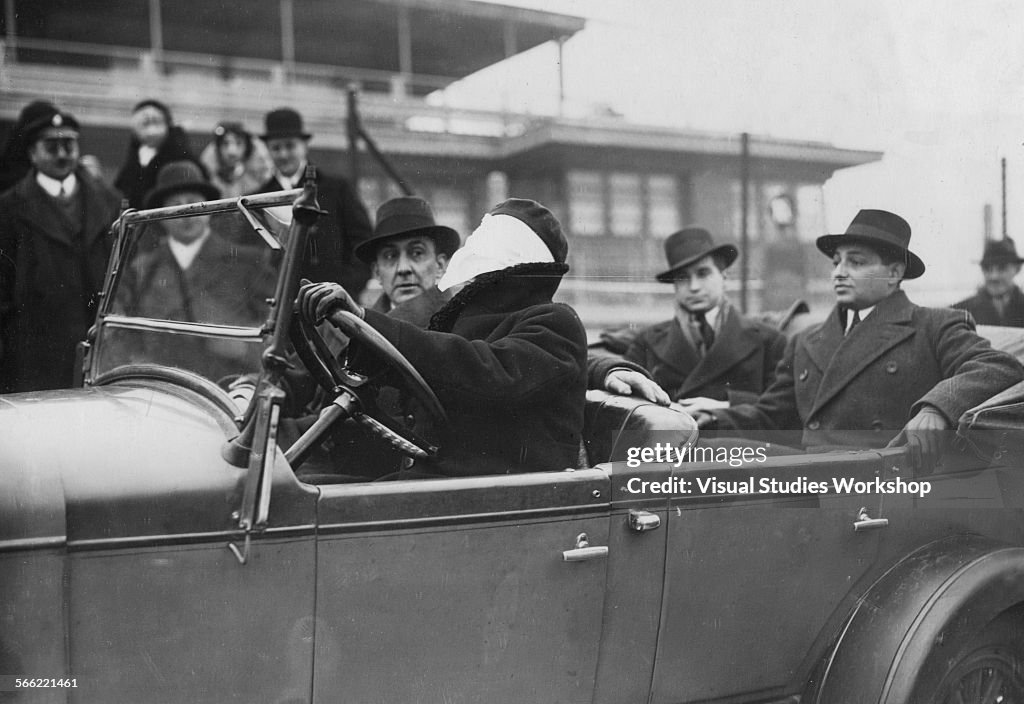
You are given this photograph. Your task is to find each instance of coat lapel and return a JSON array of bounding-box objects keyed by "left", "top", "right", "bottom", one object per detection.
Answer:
[
  {"left": 677, "top": 305, "right": 758, "bottom": 397},
  {"left": 14, "top": 176, "right": 75, "bottom": 248},
  {"left": 648, "top": 319, "right": 701, "bottom": 382},
  {"left": 808, "top": 291, "right": 915, "bottom": 418}
]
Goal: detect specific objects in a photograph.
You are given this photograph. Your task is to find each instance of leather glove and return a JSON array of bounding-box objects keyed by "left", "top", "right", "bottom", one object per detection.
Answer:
[{"left": 297, "top": 279, "right": 364, "bottom": 324}]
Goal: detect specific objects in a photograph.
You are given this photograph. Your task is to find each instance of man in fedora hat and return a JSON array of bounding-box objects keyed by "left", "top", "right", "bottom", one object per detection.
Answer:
[
  {"left": 700, "top": 209, "right": 1024, "bottom": 467},
  {"left": 253, "top": 107, "right": 372, "bottom": 298},
  {"left": 0, "top": 106, "right": 121, "bottom": 392},
  {"left": 621, "top": 227, "right": 786, "bottom": 414},
  {"left": 354, "top": 195, "right": 461, "bottom": 328},
  {"left": 115, "top": 161, "right": 275, "bottom": 378},
  {"left": 952, "top": 238, "right": 1024, "bottom": 327}
]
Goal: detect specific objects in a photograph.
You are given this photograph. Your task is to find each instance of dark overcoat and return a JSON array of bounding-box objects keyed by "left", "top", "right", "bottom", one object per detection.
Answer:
[
  {"left": 715, "top": 290, "right": 1024, "bottom": 449},
  {"left": 953, "top": 286, "right": 1024, "bottom": 328},
  {"left": 114, "top": 232, "right": 276, "bottom": 379},
  {"left": 364, "top": 263, "right": 587, "bottom": 476},
  {"left": 113, "top": 127, "right": 200, "bottom": 210},
  {"left": 254, "top": 169, "right": 372, "bottom": 297},
  {"left": 0, "top": 169, "right": 120, "bottom": 392},
  {"left": 624, "top": 305, "right": 786, "bottom": 404}
]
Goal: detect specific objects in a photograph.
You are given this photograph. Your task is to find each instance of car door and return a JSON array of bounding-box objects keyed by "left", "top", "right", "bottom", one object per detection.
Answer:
[
  {"left": 650, "top": 449, "right": 886, "bottom": 702},
  {"left": 59, "top": 387, "right": 319, "bottom": 704},
  {"left": 310, "top": 467, "right": 611, "bottom": 704}
]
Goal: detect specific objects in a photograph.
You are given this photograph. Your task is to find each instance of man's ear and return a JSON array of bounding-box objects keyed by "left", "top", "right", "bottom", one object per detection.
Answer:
[
  {"left": 889, "top": 261, "right": 906, "bottom": 284},
  {"left": 436, "top": 252, "right": 450, "bottom": 274},
  {"left": 370, "top": 261, "right": 381, "bottom": 280}
]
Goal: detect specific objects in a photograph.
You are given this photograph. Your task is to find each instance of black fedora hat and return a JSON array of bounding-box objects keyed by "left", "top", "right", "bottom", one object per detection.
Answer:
[
  {"left": 144, "top": 160, "right": 220, "bottom": 209},
  {"left": 979, "top": 238, "right": 1024, "bottom": 267},
  {"left": 816, "top": 209, "right": 925, "bottom": 279},
  {"left": 355, "top": 196, "right": 461, "bottom": 264},
  {"left": 656, "top": 227, "right": 738, "bottom": 283},
  {"left": 260, "top": 108, "right": 311, "bottom": 141}
]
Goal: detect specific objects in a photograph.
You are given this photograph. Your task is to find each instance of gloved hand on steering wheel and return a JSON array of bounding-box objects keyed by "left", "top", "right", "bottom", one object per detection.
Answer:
[{"left": 297, "top": 278, "right": 365, "bottom": 324}]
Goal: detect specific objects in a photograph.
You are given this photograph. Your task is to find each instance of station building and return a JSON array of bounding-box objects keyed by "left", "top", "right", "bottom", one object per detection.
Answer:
[{"left": 1, "top": 0, "right": 880, "bottom": 321}]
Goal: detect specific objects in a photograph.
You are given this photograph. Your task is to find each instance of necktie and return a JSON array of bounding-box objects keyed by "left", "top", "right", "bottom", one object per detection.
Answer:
[
  {"left": 846, "top": 309, "right": 861, "bottom": 335},
  {"left": 693, "top": 312, "right": 715, "bottom": 352}
]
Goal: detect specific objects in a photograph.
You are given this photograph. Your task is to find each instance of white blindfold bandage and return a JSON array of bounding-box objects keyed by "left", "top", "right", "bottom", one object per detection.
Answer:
[{"left": 438, "top": 213, "right": 554, "bottom": 292}]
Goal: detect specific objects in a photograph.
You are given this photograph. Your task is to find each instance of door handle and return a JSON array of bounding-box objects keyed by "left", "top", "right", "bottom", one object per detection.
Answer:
[
  {"left": 562, "top": 532, "right": 609, "bottom": 562},
  {"left": 853, "top": 507, "right": 889, "bottom": 532},
  {"left": 628, "top": 509, "right": 661, "bottom": 532}
]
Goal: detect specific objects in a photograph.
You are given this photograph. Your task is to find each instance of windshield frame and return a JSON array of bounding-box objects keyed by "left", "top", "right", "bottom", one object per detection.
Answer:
[{"left": 86, "top": 189, "right": 302, "bottom": 386}]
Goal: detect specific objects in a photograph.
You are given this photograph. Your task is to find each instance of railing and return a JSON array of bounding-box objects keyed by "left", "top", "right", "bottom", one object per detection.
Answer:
[{"left": 1, "top": 36, "right": 458, "bottom": 96}]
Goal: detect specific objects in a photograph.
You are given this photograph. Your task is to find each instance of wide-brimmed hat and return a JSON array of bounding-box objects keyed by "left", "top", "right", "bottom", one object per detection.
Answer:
[
  {"left": 259, "top": 108, "right": 311, "bottom": 141},
  {"left": 22, "top": 107, "right": 80, "bottom": 146},
  {"left": 979, "top": 238, "right": 1024, "bottom": 267},
  {"left": 144, "top": 160, "right": 220, "bottom": 208},
  {"left": 656, "top": 227, "right": 738, "bottom": 283},
  {"left": 816, "top": 209, "right": 925, "bottom": 280},
  {"left": 355, "top": 196, "right": 461, "bottom": 263}
]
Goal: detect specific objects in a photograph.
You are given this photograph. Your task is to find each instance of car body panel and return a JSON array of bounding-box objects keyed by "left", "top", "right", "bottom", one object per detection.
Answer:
[
  {"left": 312, "top": 469, "right": 610, "bottom": 703},
  {"left": 651, "top": 451, "right": 886, "bottom": 702}
]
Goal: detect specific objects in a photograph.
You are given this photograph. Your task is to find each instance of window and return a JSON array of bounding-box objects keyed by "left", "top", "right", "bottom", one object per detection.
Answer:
[
  {"left": 647, "top": 174, "right": 680, "bottom": 238},
  {"left": 567, "top": 170, "right": 605, "bottom": 236},
  {"left": 609, "top": 172, "right": 642, "bottom": 237}
]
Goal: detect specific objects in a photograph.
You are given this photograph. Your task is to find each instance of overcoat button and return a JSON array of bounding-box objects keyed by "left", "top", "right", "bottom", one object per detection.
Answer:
[
  {"left": 886, "top": 362, "right": 898, "bottom": 374},
  {"left": 808, "top": 420, "right": 820, "bottom": 430},
  {"left": 799, "top": 369, "right": 809, "bottom": 381}
]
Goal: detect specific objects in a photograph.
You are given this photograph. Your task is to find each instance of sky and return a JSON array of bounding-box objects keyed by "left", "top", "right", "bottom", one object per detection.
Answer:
[{"left": 440, "top": 0, "right": 1024, "bottom": 302}]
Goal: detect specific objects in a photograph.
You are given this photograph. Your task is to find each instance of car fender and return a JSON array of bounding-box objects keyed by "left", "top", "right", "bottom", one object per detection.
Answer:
[{"left": 810, "top": 533, "right": 1024, "bottom": 704}]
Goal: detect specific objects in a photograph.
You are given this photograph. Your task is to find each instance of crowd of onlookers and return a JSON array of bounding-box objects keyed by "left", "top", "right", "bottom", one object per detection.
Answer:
[{"left": 0, "top": 98, "right": 373, "bottom": 394}]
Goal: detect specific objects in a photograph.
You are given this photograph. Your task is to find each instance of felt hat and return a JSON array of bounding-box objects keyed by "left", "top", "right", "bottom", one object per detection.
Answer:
[
  {"left": 656, "top": 227, "right": 738, "bottom": 283},
  {"left": 144, "top": 160, "right": 221, "bottom": 208},
  {"left": 816, "top": 209, "right": 925, "bottom": 280},
  {"left": 260, "top": 108, "right": 311, "bottom": 141},
  {"left": 355, "top": 196, "right": 461, "bottom": 263},
  {"left": 979, "top": 238, "right": 1024, "bottom": 267},
  {"left": 488, "top": 198, "right": 568, "bottom": 263}
]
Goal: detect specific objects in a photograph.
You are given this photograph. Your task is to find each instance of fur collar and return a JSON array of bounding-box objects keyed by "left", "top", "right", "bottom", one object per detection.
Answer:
[{"left": 429, "top": 261, "right": 569, "bottom": 332}]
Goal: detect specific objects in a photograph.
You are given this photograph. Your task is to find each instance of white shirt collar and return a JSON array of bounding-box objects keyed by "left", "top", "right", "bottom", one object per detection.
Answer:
[
  {"left": 138, "top": 145, "right": 158, "bottom": 167},
  {"left": 36, "top": 171, "right": 78, "bottom": 198},
  {"left": 273, "top": 162, "right": 306, "bottom": 189},
  {"left": 168, "top": 229, "right": 211, "bottom": 270},
  {"left": 846, "top": 305, "right": 875, "bottom": 333}
]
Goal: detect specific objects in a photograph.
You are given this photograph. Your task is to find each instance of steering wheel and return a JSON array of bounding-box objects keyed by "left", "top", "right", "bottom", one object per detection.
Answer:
[{"left": 287, "top": 306, "right": 449, "bottom": 468}]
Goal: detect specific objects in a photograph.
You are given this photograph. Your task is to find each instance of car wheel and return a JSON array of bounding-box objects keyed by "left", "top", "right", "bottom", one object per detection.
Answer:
[{"left": 927, "top": 615, "right": 1024, "bottom": 704}]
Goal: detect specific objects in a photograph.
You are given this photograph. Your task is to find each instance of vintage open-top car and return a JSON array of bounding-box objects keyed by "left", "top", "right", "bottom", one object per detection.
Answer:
[{"left": 4, "top": 181, "right": 1024, "bottom": 704}]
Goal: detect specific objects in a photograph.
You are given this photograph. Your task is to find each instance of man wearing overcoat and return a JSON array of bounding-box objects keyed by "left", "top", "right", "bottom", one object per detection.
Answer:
[
  {"left": 0, "top": 107, "right": 121, "bottom": 392},
  {"left": 952, "top": 238, "right": 1024, "bottom": 327},
  {"left": 700, "top": 209, "right": 1024, "bottom": 464},
  {"left": 623, "top": 227, "right": 785, "bottom": 414},
  {"left": 300, "top": 198, "right": 588, "bottom": 476},
  {"left": 253, "top": 108, "right": 373, "bottom": 298}
]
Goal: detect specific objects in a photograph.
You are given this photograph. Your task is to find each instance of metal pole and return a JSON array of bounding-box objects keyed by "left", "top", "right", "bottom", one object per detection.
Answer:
[
  {"left": 347, "top": 87, "right": 361, "bottom": 186},
  {"left": 397, "top": 5, "right": 412, "bottom": 96},
  {"left": 740, "top": 132, "right": 750, "bottom": 313},
  {"left": 1002, "top": 157, "right": 1007, "bottom": 239},
  {"left": 4, "top": 0, "right": 17, "bottom": 61},
  {"left": 557, "top": 36, "right": 566, "bottom": 118},
  {"left": 148, "top": 0, "right": 163, "bottom": 66},
  {"left": 280, "top": 0, "right": 295, "bottom": 82}
]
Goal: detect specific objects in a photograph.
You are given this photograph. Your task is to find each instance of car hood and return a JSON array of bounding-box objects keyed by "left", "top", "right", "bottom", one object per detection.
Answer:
[{"left": 0, "top": 383, "right": 247, "bottom": 547}]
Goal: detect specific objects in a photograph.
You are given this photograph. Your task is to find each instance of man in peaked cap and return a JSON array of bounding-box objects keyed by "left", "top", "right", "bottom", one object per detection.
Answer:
[
  {"left": 952, "top": 238, "right": 1024, "bottom": 327},
  {"left": 253, "top": 107, "right": 373, "bottom": 298},
  {"left": 621, "top": 226, "right": 786, "bottom": 415},
  {"left": 299, "top": 198, "right": 588, "bottom": 476},
  {"left": 701, "top": 209, "right": 1024, "bottom": 468},
  {"left": 0, "top": 106, "right": 121, "bottom": 392}
]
